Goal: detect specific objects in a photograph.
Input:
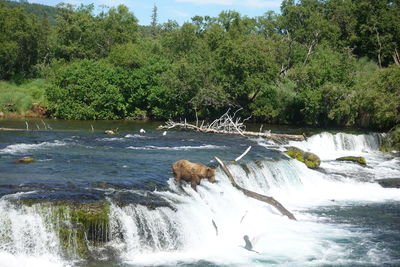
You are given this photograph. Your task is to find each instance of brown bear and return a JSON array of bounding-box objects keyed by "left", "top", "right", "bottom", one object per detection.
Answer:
[{"left": 172, "top": 160, "right": 216, "bottom": 191}]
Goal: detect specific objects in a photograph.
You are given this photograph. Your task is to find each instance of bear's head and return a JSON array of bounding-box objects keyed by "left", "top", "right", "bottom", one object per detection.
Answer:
[{"left": 206, "top": 167, "right": 216, "bottom": 183}]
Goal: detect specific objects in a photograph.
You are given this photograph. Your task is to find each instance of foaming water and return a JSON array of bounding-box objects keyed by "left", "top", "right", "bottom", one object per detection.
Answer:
[
  {"left": 226, "top": 158, "right": 400, "bottom": 209},
  {"left": 126, "top": 145, "right": 225, "bottom": 151},
  {"left": 288, "top": 132, "right": 384, "bottom": 160},
  {"left": 0, "top": 253, "right": 66, "bottom": 267},
  {"left": 104, "top": 150, "right": 400, "bottom": 266},
  {"left": 96, "top": 134, "right": 149, "bottom": 142},
  {"left": 105, "top": 165, "right": 400, "bottom": 266},
  {"left": 0, "top": 200, "right": 66, "bottom": 267},
  {"left": 0, "top": 124, "right": 399, "bottom": 266},
  {"left": 109, "top": 180, "right": 349, "bottom": 266},
  {"left": 0, "top": 140, "right": 67, "bottom": 155}
]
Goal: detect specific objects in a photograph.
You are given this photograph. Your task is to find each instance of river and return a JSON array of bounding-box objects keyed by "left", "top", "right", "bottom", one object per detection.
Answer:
[{"left": 0, "top": 119, "right": 399, "bottom": 267}]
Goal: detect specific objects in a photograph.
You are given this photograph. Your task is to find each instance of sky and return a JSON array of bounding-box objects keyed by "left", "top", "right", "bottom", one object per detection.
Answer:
[{"left": 28, "top": 0, "right": 283, "bottom": 25}]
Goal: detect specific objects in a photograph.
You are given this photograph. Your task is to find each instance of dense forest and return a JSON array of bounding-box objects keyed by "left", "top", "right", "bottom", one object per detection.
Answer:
[{"left": 0, "top": 0, "right": 399, "bottom": 134}]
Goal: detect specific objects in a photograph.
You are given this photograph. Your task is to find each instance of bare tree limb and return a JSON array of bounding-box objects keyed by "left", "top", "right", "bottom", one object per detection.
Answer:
[
  {"left": 374, "top": 24, "right": 383, "bottom": 68},
  {"left": 235, "top": 146, "right": 252, "bottom": 162},
  {"left": 393, "top": 48, "right": 400, "bottom": 65},
  {"left": 159, "top": 110, "right": 304, "bottom": 142},
  {"left": 214, "top": 157, "right": 296, "bottom": 220}
]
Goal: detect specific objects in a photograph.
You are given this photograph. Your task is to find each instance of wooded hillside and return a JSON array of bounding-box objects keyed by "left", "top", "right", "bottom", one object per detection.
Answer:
[{"left": 0, "top": 0, "right": 399, "bottom": 132}]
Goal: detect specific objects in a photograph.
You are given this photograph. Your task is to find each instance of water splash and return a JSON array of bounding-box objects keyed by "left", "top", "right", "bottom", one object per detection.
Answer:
[
  {"left": 0, "top": 140, "right": 67, "bottom": 155},
  {"left": 0, "top": 200, "right": 64, "bottom": 267},
  {"left": 288, "top": 132, "right": 385, "bottom": 159},
  {"left": 0, "top": 131, "right": 399, "bottom": 266}
]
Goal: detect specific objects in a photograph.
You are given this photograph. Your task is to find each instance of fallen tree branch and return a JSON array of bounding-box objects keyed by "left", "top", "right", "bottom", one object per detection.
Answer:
[
  {"left": 214, "top": 156, "right": 296, "bottom": 220},
  {"left": 235, "top": 146, "right": 252, "bottom": 162},
  {"left": 159, "top": 123, "right": 305, "bottom": 142},
  {"left": 0, "top": 127, "right": 31, "bottom": 132},
  {"left": 159, "top": 111, "right": 305, "bottom": 142}
]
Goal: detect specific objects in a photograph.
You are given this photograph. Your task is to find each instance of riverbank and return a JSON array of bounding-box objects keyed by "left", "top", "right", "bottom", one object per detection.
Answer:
[{"left": 0, "top": 79, "right": 48, "bottom": 119}]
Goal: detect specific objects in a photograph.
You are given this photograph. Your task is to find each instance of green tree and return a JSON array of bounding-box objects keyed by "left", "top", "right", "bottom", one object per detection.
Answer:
[
  {"left": 280, "top": 0, "right": 340, "bottom": 64},
  {"left": 216, "top": 35, "right": 280, "bottom": 108},
  {"left": 46, "top": 59, "right": 127, "bottom": 119},
  {"left": 287, "top": 45, "right": 356, "bottom": 125},
  {"left": 250, "top": 79, "right": 298, "bottom": 123},
  {"left": 98, "top": 5, "right": 138, "bottom": 55},
  {"left": 0, "top": 3, "right": 41, "bottom": 79},
  {"left": 161, "top": 22, "right": 200, "bottom": 57},
  {"left": 351, "top": 0, "right": 400, "bottom": 67},
  {"left": 55, "top": 4, "right": 138, "bottom": 61},
  {"left": 355, "top": 65, "right": 400, "bottom": 129}
]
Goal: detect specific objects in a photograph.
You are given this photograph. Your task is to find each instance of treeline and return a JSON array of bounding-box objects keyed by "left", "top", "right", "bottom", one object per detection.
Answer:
[{"left": 0, "top": 0, "right": 399, "bottom": 130}]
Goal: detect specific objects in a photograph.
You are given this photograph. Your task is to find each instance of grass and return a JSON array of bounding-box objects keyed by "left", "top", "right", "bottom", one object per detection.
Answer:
[{"left": 0, "top": 79, "right": 48, "bottom": 116}]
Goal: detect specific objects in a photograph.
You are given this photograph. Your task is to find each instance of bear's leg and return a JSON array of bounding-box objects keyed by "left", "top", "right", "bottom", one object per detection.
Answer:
[
  {"left": 191, "top": 177, "right": 199, "bottom": 191},
  {"left": 174, "top": 172, "right": 181, "bottom": 185}
]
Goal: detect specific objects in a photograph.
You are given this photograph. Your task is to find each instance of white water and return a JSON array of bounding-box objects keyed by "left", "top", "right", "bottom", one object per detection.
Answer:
[
  {"left": 0, "top": 140, "right": 67, "bottom": 155},
  {"left": 111, "top": 132, "right": 400, "bottom": 266},
  {"left": 126, "top": 145, "right": 225, "bottom": 151},
  {"left": 0, "top": 201, "right": 66, "bottom": 267},
  {"left": 0, "top": 132, "right": 399, "bottom": 266},
  {"left": 96, "top": 134, "right": 150, "bottom": 142},
  {"left": 288, "top": 132, "right": 384, "bottom": 160}
]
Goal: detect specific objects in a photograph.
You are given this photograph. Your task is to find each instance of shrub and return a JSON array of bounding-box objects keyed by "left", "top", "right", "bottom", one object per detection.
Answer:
[{"left": 46, "top": 59, "right": 127, "bottom": 120}]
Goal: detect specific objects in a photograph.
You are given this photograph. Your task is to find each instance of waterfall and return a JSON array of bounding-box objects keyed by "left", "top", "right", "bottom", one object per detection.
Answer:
[
  {"left": 0, "top": 200, "right": 64, "bottom": 266},
  {"left": 288, "top": 132, "right": 385, "bottom": 159},
  {"left": 0, "top": 131, "right": 399, "bottom": 266},
  {"left": 109, "top": 204, "right": 181, "bottom": 255}
]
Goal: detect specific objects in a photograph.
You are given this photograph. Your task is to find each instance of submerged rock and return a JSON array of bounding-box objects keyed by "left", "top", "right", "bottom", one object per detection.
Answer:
[
  {"left": 336, "top": 156, "right": 366, "bottom": 165},
  {"left": 285, "top": 147, "right": 321, "bottom": 169},
  {"left": 376, "top": 178, "right": 400, "bottom": 188},
  {"left": 104, "top": 130, "right": 116, "bottom": 135},
  {"left": 15, "top": 156, "right": 35, "bottom": 163}
]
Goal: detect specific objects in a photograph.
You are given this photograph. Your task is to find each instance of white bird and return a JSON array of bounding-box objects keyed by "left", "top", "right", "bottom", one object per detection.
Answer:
[
  {"left": 140, "top": 129, "right": 146, "bottom": 133},
  {"left": 162, "top": 131, "right": 167, "bottom": 136}
]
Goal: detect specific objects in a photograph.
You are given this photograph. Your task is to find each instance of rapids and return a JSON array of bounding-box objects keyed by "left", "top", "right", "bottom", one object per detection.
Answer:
[{"left": 0, "top": 119, "right": 399, "bottom": 266}]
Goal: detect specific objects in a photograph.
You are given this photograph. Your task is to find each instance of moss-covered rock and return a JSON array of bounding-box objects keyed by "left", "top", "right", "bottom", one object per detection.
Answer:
[
  {"left": 18, "top": 200, "right": 110, "bottom": 259},
  {"left": 336, "top": 156, "right": 367, "bottom": 165},
  {"left": 376, "top": 178, "right": 400, "bottom": 188},
  {"left": 285, "top": 147, "right": 321, "bottom": 169},
  {"left": 15, "top": 156, "right": 35, "bottom": 163}
]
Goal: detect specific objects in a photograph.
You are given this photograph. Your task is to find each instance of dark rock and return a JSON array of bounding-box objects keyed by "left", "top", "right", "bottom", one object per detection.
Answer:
[{"left": 377, "top": 178, "right": 400, "bottom": 188}]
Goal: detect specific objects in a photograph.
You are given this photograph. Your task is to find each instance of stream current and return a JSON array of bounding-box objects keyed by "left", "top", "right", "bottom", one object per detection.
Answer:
[{"left": 0, "top": 119, "right": 399, "bottom": 267}]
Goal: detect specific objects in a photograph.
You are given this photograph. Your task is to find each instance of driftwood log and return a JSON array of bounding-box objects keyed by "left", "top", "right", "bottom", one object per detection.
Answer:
[
  {"left": 214, "top": 157, "right": 296, "bottom": 220},
  {"left": 159, "top": 122, "right": 305, "bottom": 142},
  {"left": 0, "top": 127, "right": 30, "bottom": 131},
  {"left": 159, "top": 110, "right": 305, "bottom": 142}
]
